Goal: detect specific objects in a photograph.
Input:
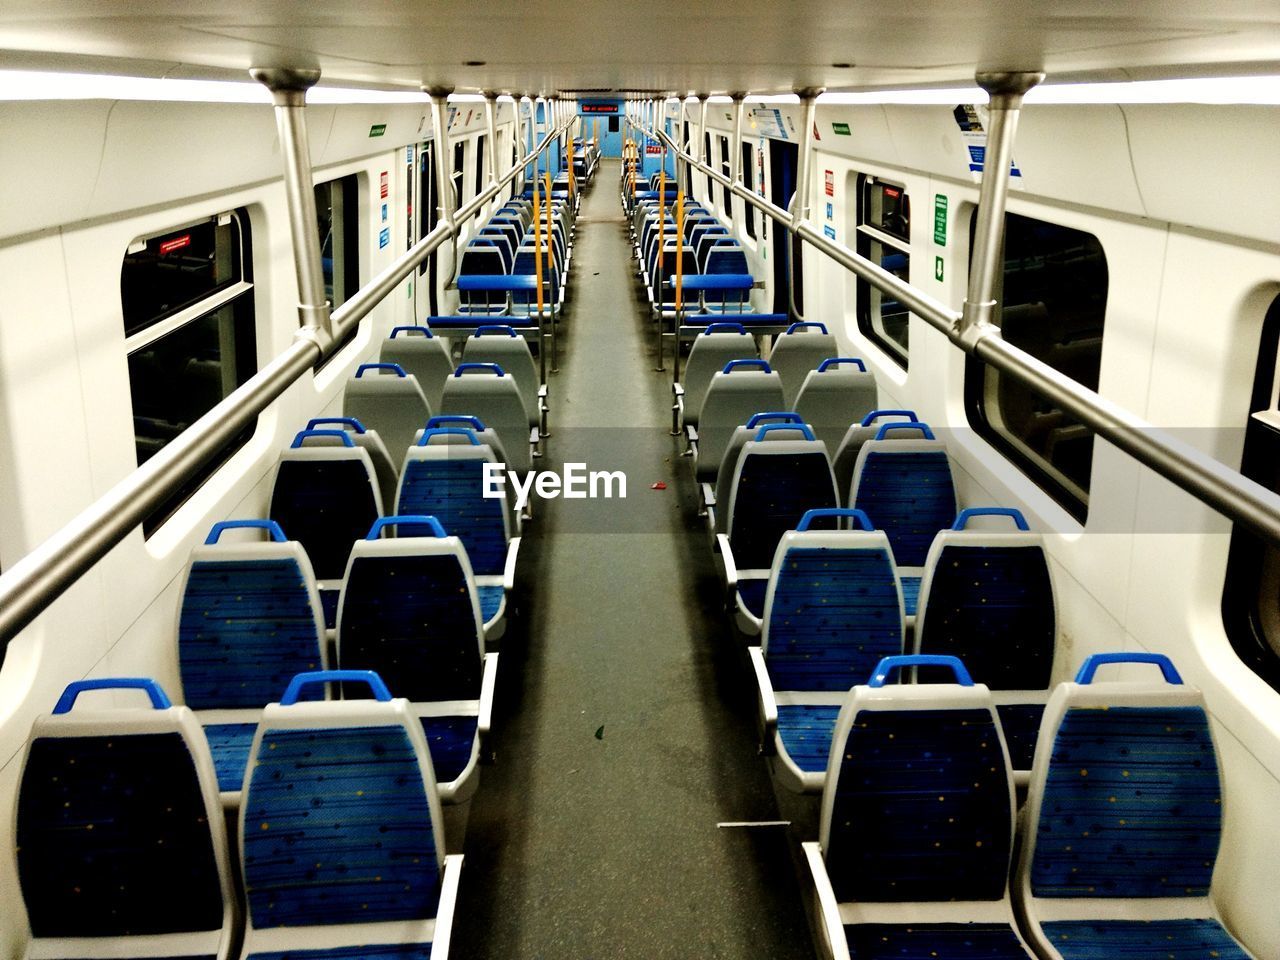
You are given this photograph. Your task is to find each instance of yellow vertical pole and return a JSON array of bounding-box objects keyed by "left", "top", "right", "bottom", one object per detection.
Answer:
[
  {"left": 533, "top": 170, "right": 545, "bottom": 320},
  {"left": 544, "top": 171, "right": 555, "bottom": 283},
  {"left": 675, "top": 188, "right": 685, "bottom": 315},
  {"left": 568, "top": 137, "right": 576, "bottom": 197},
  {"left": 657, "top": 157, "right": 667, "bottom": 289}
]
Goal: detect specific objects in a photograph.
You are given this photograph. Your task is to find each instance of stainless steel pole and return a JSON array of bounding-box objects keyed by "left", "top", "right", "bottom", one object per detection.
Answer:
[
  {"left": 483, "top": 90, "right": 500, "bottom": 188},
  {"left": 426, "top": 86, "right": 457, "bottom": 229}
]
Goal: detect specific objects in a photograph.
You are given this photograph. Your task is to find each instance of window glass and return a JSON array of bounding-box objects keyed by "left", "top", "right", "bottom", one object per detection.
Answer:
[
  {"left": 475, "top": 135, "right": 487, "bottom": 198},
  {"left": 452, "top": 141, "right": 465, "bottom": 207},
  {"left": 719, "top": 136, "right": 732, "bottom": 214},
  {"left": 855, "top": 175, "right": 911, "bottom": 365},
  {"left": 121, "top": 216, "right": 242, "bottom": 338},
  {"left": 741, "top": 141, "right": 756, "bottom": 239},
  {"left": 314, "top": 174, "right": 361, "bottom": 368}
]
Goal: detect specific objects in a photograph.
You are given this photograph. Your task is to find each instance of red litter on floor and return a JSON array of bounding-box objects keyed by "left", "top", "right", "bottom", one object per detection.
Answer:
[{"left": 650, "top": 481, "right": 667, "bottom": 490}]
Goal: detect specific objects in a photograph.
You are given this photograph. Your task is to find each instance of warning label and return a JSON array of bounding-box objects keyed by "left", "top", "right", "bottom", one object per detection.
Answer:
[
  {"left": 824, "top": 170, "right": 834, "bottom": 197},
  {"left": 953, "top": 104, "right": 1022, "bottom": 183}
]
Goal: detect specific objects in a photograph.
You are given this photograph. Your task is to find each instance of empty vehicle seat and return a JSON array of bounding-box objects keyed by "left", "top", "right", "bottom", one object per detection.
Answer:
[
  {"left": 462, "top": 325, "right": 546, "bottom": 431},
  {"left": 803, "top": 655, "right": 1035, "bottom": 960},
  {"left": 677, "top": 322, "right": 759, "bottom": 432},
  {"left": 831, "top": 409, "right": 918, "bottom": 502},
  {"left": 381, "top": 325, "right": 455, "bottom": 413},
  {"left": 177, "top": 519, "right": 328, "bottom": 801},
  {"left": 1016, "top": 653, "right": 1255, "bottom": 960},
  {"left": 718, "top": 422, "right": 838, "bottom": 631},
  {"left": 749, "top": 509, "right": 904, "bottom": 793},
  {"left": 695, "top": 359, "right": 785, "bottom": 483},
  {"left": 439, "top": 362, "right": 535, "bottom": 473},
  {"left": 767, "top": 321, "right": 839, "bottom": 407},
  {"left": 793, "top": 358, "right": 879, "bottom": 457},
  {"left": 710, "top": 413, "right": 807, "bottom": 536},
  {"left": 850, "top": 421, "right": 958, "bottom": 617},
  {"left": 15, "top": 678, "right": 235, "bottom": 960},
  {"left": 342, "top": 361, "right": 432, "bottom": 462},
  {"left": 239, "top": 670, "right": 463, "bottom": 959},
  {"left": 337, "top": 517, "right": 498, "bottom": 804},
  {"left": 915, "top": 507, "right": 1056, "bottom": 780},
  {"left": 304, "top": 416, "right": 398, "bottom": 511}
]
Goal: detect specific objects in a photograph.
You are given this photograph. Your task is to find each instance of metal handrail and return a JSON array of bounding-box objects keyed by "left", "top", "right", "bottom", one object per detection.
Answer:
[
  {"left": 627, "top": 108, "right": 1280, "bottom": 547},
  {"left": 0, "top": 112, "right": 575, "bottom": 651}
]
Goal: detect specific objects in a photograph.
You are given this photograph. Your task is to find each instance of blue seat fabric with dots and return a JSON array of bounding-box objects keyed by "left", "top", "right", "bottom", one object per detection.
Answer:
[
  {"left": 845, "top": 924, "right": 1030, "bottom": 960},
  {"left": 1036, "top": 919, "right": 1250, "bottom": 960},
  {"left": 397, "top": 459, "right": 506, "bottom": 576},
  {"left": 729, "top": 453, "right": 838, "bottom": 571},
  {"left": 776, "top": 704, "right": 842, "bottom": 773},
  {"left": 269, "top": 460, "right": 379, "bottom": 582},
  {"left": 853, "top": 448, "right": 956, "bottom": 568}
]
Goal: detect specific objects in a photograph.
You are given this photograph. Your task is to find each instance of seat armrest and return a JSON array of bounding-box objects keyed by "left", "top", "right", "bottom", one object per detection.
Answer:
[
  {"left": 748, "top": 646, "right": 778, "bottom": 754},
  {"left": 802, "top": 842, "right": 850, "bottom": 960},
  {"left": 478, "top": 652, "right": 499, "bottom": 738},
  {"left": 701, "top": 482, "right": 716, "bottom": 508},
  {"left": 672, "top": 382, "right": 685, "bottom": 398},
  {"left": 503, "top": 536, "right": 522, "bottom": 591},
  {"left": 716, "top": 533, "right": 738, "bottom": 593},
  {"left": 529, "top": 426, "right": 540, "bottom": 445},
  {"left": 431, "top": 854, "right": 466, "bottom": 959},
  {"left": 686, "top": 423, "right": 699, "bottom": 444},
  {"left": 538, "top": 383, "right": 549, "bottom": 400}
]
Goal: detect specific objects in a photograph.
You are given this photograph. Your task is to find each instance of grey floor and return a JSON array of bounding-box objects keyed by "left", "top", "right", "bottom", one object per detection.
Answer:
[{"left": 449, "top": 161, "right": 817, "bottom": 959}]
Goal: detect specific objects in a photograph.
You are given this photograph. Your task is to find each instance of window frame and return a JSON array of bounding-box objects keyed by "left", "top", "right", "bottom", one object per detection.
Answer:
[
  {"left": 314, "top": 173, "right": 363, "bottom": 371},
  {"left": 741, "top": 140, "right": 756, "bottom": 240},
  {"left": 854, "top": 173, "right": 911, "bottom": 368}
]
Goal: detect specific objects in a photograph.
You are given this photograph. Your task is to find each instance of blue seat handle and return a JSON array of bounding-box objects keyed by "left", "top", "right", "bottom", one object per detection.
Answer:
[
  {"left": 754, "top": 422, "right": 815, "bottom": 442},
  {"left": 418, "top": 426, "right": 481, "bottom": 446},
  {"left": 355, "top": 362, "right": 407, "bottom": 378},
  {"left": 953, "top": 507, "right": 1030, "bottom": 531},
  {"left": 818, "top": 357, "right": 867, "bottom": 373},
  {"left": 1075, "top": 653, "right": 1183, "bottom": 685},
  {"left": 722, "top": 359, "right": 772, "bottom": 374},
  {"left": 205, "top": 519, "right": 288, "bottom": 545},
  {"left": 281, "top": 670, "right": 392, "bottom": 705},
  {"left": 389, "top": 325, "right": 434, "bottom": 339},
  {"left": 367, "top": 515, "right": 447, "bottom": 540},
  {"left": 746, "top": 411, "right": 804, "bottom": 428},
  {"left": 306, "top": 416, "right": 366, "bottom": 434},
  {"left": 704, "top": 322, "right": 748, "bottom": 335},
  {"left": 291, "top": 429, "right": 355, "bottom": 449},
  {"left": 453, "top": 362, "right": 506, "bottom": 377},
  {"left": 860, "top": 409, "right": 918, "bottom": 427},
  {"left": 785, "top": 321, "right": 829, "bottom": 335},
  {"left": 54, "top": 678, "right": 172, "bottom": 714},
  {"left": 474, "top": 324, "right": 518, "bottom": 337},
  {"left": 797, "top": 508, "right": 874, "bottom": 532},
  {"left": 867, "top": 655, "right": 974, "bottom": 688},
  {"left": 426, "top": 415, "right": 486, "bottom": 431},
  {"left": 874, "top": 421, "right": 935, "bottom": 441}
]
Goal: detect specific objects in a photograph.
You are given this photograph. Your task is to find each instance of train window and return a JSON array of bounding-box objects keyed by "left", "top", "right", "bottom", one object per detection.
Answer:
[
  {"left": 121, "top": 210, "right": 257, "bottom": 536},
  {"left": 475, "top": 135, "right": 486, "bottom": 198},
  {"left": 719, "top": 136, "right": 731, "bottom": 215},
  {"left": 741, "top": 141, "right": 756, "bottom": 239},
  {"left": 1222, "top": 293, "right": 1280, "bottom": 693},
  {"left": 314, "top": 174, "right": 361, "bottom": 369},
  {"left": 452, "top": 141, "right": 465, "bottom": 206},
  {"left": 703, "top": 133, "right": 712, "bottom": 207},
  {"left": 855, "top": 175, "right": 911, "bottom": 366},
  {"left": 964, "top": 212, "right": 1108, "bottom": 521}
]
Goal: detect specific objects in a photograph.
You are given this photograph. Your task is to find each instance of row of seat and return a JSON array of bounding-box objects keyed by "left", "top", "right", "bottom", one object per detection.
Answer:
[
  {"left": 456, "top": 190, "right": 574, "bottom": 316},
  {"left": 800, "top": 652, "right": 1254, "bottom": 960}
]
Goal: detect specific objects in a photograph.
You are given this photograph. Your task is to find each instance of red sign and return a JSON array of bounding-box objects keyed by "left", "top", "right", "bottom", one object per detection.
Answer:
[
  {"left": 379, "top": 171, "right": 389, "bottom": 200},
  {"left": 158, "top": 235, "right": 191, "bottom": 255},
  {"left": 646, "top": 144, "right": 662, "bottom": 155},
  {"left": 824, "top": 170, "right": 834, "bottom": 197},
  {"left": 582, "top": 103, "right": 618, "bottom": 114}
]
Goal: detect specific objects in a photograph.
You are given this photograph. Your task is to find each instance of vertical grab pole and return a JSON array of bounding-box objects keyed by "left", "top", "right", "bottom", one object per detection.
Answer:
[
  {"left": 483, "top": 90, "right": 500, "bottom": 192},
  {"left": 673, "top": 186, "right": 686, "bottom": 386},
  {"left": 545, "top": 171, "right": 558, "bottom": 373},
  {"left": 533, "top": 166, "right": 546, "bottom": 383},
  {"left": 960, "top": 71, "right": 1044, "bottom": 346},
  {"left": 787, "top": 86, "right": 823, "bottom": 322},
  {"left": 729, "top": 92, "right": 746, "bottom": 234},
  {"left": 425, "top": 86, "right": 457, "bottom": 315},
  {"left": 654, "top": 154, "right": 667, "bottom": 370},
  {"left": 250, "top": 67, "right": 334, "bottom": 351}
]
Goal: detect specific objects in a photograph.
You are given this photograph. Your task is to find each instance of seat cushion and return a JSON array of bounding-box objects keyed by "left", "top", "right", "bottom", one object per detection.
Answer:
[
  {"left": 845, "top": 922, "right": 1030, "bottom": 960},
  {"left": 737, "top": 577, "right": 769, "bottom": 619},
  {"left": 776, "top": 704, "right": 840, "bottom": 773},
  {"left": 995, "top": 703, "right": 1045, "bottom": 772},
  {"left": 203, "top": 722, "right": 258, "bottom": 793},
  {"left": 477, "top": 584, "right": 505, "bottom": 624},
  {"left": 900, "top": 574, "right": 921, "bottom": 618},
  {"left": 248, "top": 945, "right": 433, "bottom": 960},
  {"left": 419, "top": 716, "right": 480, "bottom": 785},
  {"left": 319, "top": 587, "right": 341, "bottom": 631},
  {"left": 1039, "top": 919, "right": 1250, "bottom": 960}
]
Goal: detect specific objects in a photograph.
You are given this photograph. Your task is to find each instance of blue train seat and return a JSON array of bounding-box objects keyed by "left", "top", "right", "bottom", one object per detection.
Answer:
[
  {"left": 380, "top": 326, "right": 455, "bottom": 413},
  {"left": 439, "top": 362, "right": 536, "bottom": 472},
  {"left": 694, "top": 359, "right": 785, "bottom": 483},
  {"left": 395, "top": 427, "right": 520, "bottom": 640},
  {"left": 850, "top": 421, "right": 958, "bottom": 617},
  {"left": 238, "top": 671, "right": 463, "bottom": 959},
  {"left": 676, "top": 322, "right": 759, "bottom": 432},
  {"left": 302, "top": 416, "right": 397, "bottom": 515},
  {"left": 711, "top": 413, "right": 809, "bottom": 537},
  {"left": 337, "top": 518, "right": 498, "bottom": 803},
  {"left": 177, "top": 519, "right": 328, "bottom": 801},
  {"left": 462, "top": 325, "right": 546, "bottom": 431},
  {"left": 1015, "top": 653, "right": 1255, "bottom": 960},
  {"left": 793, "top": 358, "right": 879, "bottom": 458},
  {"left": 915, "top": 508, "right": 1056, "bottom": 781},
  {"left": 768, "top": 322, "right": 840, "bottom": 408},
  {"left": 16, "top": 678, "right": 235, "bottom": 960},
  {"left": 718, "top": 423, "right": 838, "bottom": 632},
  {"left": 831, "top": 409, "right": 919, "bottom": 503},
  {"left": 803, "top": 655, "right": 1034, "bottom": 960},
  {"left": 749, "top": 509, "right": 904, "bottom": 793},
  {"left": 342, "top": 362, "right": 432, "bottom": 462}
]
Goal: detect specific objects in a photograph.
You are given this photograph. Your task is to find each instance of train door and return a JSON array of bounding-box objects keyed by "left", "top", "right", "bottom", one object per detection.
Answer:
[{"left": 768, "top": 138, "right": 804, "bottom": 318}]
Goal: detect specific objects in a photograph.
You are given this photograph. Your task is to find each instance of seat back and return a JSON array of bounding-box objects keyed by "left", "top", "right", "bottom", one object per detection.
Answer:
[
  {"left": 1019, "top": 654, "right": 1223, "bottom": 906},
  {"left": 381, "top": 326, "right": 455, "bottom": 413},
  {"left": 240, "top": 671, "right": 445, "bottom": 932},
  {"left": 768, "top": 322, "right": 840, "bottom": 407},
  {"left": 793, "top": 358, "right": 879, "bottom": 456},
  {"left": 916, "top": 507, "right": 1055, "bottom": 771},
  {"left": 725, "top": 423, "right": 838, "bottom": 571},
  {"left": 462, "top": 326, "right": 540, "bottom": 428},
  {"left": 338, "top": 518, "right": 484, "bottom": 703},
  {"left": 343, "top": 362, "right": 432, "bottom": 462},
  {"left": 683, "top": 323, "right": 758, "bottom": 427},
  {"left": 396, "top": 428, "right": 511, "bottom": 577},
  {"left": 439, "top": 363, "right": 531, "bottom": 471},
  {"left": 762, "top": 510, "right": 904, "bottom": 692},
  {"left": 268, "top": 430, "right": 382, "bottom": 582},
  {"left": 16, "top": 679, "right": 232, "bottom": 954},
  {"left": 713, "top": 412, "right": 807, "bottom": 534},
  {"left": 850, "top": 421, "right": 957, "bottom": 569},
  {"left": 304, "top": 416, "right": 398, "bottom": 507},
  {"left": 696, "top": 359, "right": 785, "bottom": 482},
  {"left": 178, "top": 520, "right": 326, "bottom": 711},
  {"left": 821, "top": 656, "right": 1015, "bottom": 904},
  {"left": 832, "top": 408, "right": 918, "bottom": 502}
]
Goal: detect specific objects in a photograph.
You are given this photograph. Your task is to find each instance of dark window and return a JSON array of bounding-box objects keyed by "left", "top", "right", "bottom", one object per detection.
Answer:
[
  {"left": 1223, "top": 294, "right": 1280, "bottom": 693},
  {"left": 719, "top": 136, "right": 732, "bottom": 214},
  {"left": 452, "top": 141, "right": 465, "bottom": 207},
  {"left": 474, "top": 135, "right": 487, "bottom": 198},
  {"left": 704, "top": 133, "right": 713, "bottom": 207},
  {"left": 608, "top": 116, "right": 619, "bottom": 133},
  {"left": 315, "top": 174, "right": 361, "bottom": 368},
  {"left": 741, "top": 141, "right": 756, "bottom": 239},
  {"left": 964, "top": 212, "right": 1108, "bottom": 520},
  {"left": 855, "top": 175, "right": 911, "bottom": 365},
  {"left": 122, "top": 210, "right": 257, "bottom": 536}
]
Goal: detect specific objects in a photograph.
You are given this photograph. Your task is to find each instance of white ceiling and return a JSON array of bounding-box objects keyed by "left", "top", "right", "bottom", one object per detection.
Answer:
[{"left": 0, "top": 1, "right": 1278, "bottom": 94}]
